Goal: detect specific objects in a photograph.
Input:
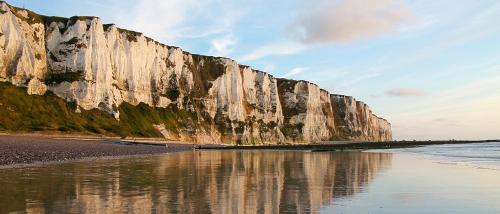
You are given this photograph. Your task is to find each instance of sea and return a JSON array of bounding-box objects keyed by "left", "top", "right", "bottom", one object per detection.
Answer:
[{"left": 1, "top": 142, "right": 499, "bottom": 213}]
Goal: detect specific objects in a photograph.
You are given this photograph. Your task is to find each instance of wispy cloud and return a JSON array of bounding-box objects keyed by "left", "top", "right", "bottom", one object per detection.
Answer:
[
  {"left": 432, "top": 118, "right": 460, "bottom": 127},
  {"left": 210, "top": 33, "right": 237, "bottom": 57},
  {"left": 175, "top": 5, "right": 243, "bottom": 40},
  {"left": 282, "top": 67, "right": 308, "bottom": 78},
  {"left": 239, "top": 0, "right": 415, "bottom": 62},
  {"left": 261, "top": 64, "right": 276, "bottom": 73},
  {"left": 388, "top": 66, "right": 500, "bottom": 140},
  {"left": 385, "top": 88, "right": 427, "bottom": 97},
  {"left": 391, "top": 93, "right": 500, "bottom": 140},
  {"left": 110, "top": 0, "right": 242, "bottom": 46},
  {"left": 390, "top": 66, "right": 500, "bottom": 119},
  {"left": 288, "top": 0, "right": 415, "bottom": 44},
  {"left": 238, "top": 41, "right": 307, "bottom": 62},
  {"left": 124, "top": 0, "right": 201, "bottom": 42}
]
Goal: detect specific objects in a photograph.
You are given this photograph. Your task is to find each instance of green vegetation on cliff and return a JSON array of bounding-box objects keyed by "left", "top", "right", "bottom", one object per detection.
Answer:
[{"left": 0, "top": 82, "right": 200, "bottom": 138}]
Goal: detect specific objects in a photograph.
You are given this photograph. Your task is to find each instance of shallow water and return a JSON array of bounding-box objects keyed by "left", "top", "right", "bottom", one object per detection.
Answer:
[
  {"left": 0, "top": 143, "right": 499, "bottom": 213},
  {"left": 382, "top": 142, "right": 500, "bottom": 170}
]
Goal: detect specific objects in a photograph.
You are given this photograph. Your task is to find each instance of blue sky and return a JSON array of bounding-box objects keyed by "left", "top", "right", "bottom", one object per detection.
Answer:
[{"left": 8, "top": 0, "right": 500, "bottom": 140}]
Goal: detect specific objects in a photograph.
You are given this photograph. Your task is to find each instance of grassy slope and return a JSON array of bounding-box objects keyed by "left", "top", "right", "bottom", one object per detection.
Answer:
[{"left": 0, "top": 82, "right": 200, "bottom": 138}]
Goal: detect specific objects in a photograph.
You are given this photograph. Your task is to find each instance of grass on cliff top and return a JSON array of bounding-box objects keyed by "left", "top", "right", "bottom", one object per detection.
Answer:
[{"left": 0, "top": 82, "right": 199, "bottom": 138}]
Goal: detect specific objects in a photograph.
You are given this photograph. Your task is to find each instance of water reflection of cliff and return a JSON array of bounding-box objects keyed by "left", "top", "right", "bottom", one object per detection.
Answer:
[{"left": 0, "top": 151, "right": 392, "bottom": 213}]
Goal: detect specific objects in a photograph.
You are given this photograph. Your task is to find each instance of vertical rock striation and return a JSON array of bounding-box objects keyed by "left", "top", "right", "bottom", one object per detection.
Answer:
[
  {"left": 330, "top": 95, "right": 392, "bottom": 141},
  {"left": 0, "top": 2, "right": 391, "bottom": 144},
  {"left": 277, "top": 79, "right": 336, "bottom": 143}
]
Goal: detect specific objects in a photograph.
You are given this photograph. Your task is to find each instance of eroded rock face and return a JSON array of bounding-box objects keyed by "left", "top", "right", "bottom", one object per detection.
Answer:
[
  {"left": 0, "top": 2, "right": 392, "bottom": 144},
  {"left": 277, "top": 79, "right": 336, "bottom": 143},
  {"left": 204, "top": 61, "right": 285, "bottom": 144},
  {"left": 330, "top": 95, "right": 392, "bottom": 141},
  {"left": 44, "top": 18, "right": 197, "bottom": 118},
  {"left": 0, "top": 2, "right": 46, "bottom": 85}
]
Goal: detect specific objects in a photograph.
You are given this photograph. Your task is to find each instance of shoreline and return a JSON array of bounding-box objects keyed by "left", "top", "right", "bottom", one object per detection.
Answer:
[
  {"left": 198, "top": 140, "right": 500, "bottom": 151},
  {"left": 0, "top": 132, "right": 190, "bottom": 145},
  {"left": 0, "top": 135, "right": 195, "bottom": 168},
  {"left": 1, "top": 134, "right": 498, "bottom": 168}
]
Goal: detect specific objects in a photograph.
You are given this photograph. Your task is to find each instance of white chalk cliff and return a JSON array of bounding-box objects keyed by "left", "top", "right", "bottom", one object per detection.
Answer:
[{"left": 0, "top": 2, "right": 391, "bottom": 144}]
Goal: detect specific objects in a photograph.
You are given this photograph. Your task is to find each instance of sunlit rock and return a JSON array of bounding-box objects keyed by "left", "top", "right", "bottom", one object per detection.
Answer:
[{"left": 0, "top": 1, "right": 391, "bottom": 143}]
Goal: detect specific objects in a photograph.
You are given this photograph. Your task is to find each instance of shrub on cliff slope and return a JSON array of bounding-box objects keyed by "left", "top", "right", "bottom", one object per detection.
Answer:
[{"left": 0, "top": 82, "right": 198, "bottom": 138}]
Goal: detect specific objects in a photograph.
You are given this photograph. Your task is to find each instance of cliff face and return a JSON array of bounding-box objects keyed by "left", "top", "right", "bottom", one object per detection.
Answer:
[
  {"left": 330, "top": 95, "right": 392, "bottom": 141},
  {"left": 0, "top": 2, "right": 392, "bottom": 144}
]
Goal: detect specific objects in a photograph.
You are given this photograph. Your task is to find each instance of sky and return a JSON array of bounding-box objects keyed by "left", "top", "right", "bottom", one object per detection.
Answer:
[{"left": 7, "top": 0, "right": 500, "bottom": 140}]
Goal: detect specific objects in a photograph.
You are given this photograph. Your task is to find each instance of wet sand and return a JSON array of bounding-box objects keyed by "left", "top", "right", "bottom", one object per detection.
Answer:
[{"left": 0, "top": 135, "right": 194, "bottom": 166}]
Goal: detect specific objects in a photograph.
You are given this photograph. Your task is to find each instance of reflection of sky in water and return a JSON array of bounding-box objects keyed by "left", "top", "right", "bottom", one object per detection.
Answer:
[{"left": 329, "top": 143, "right": 500, "bottom": 213}]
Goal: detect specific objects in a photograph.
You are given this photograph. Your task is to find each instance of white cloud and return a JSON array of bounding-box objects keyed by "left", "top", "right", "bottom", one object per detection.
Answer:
[
  {"left": 386, "top": 88, "right": 427, "bottom": 97},
  {"left": 210, "top": 33, "right": 237, "bottom": 57},
  {"left": 282, "top": 67, "right": 308, "bottom": 78},
  {"left": 394, "top": 71, "right": 500, "bottom": 117},
  {"left": 177, "top": 6, "right": 243, "bottom": 40},
  {"left": 262, "top": 64, "right": 276, "bottom": 73},
  {"left": 388, "top": 69, "right": 500, "bottom": 140},
  {"left": 124, "top": 0, "right": 200, "bottom": 42},
  {"left": 110, "top": 0, "right": 241, "bottom": 45},
  {"left": 288, "top": 0, "right": 415, "bottom": 44},
  {"left": 238, "top": 0, "right": 415, "bottom": 62},
  {"left": 238, "top": 41, "right": 307, "bottom": 62}
]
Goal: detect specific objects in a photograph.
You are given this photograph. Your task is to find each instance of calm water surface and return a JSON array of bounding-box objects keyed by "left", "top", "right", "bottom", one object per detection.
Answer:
[{"left": 1, "top": 143, "right": 500, "bottom": 213}]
